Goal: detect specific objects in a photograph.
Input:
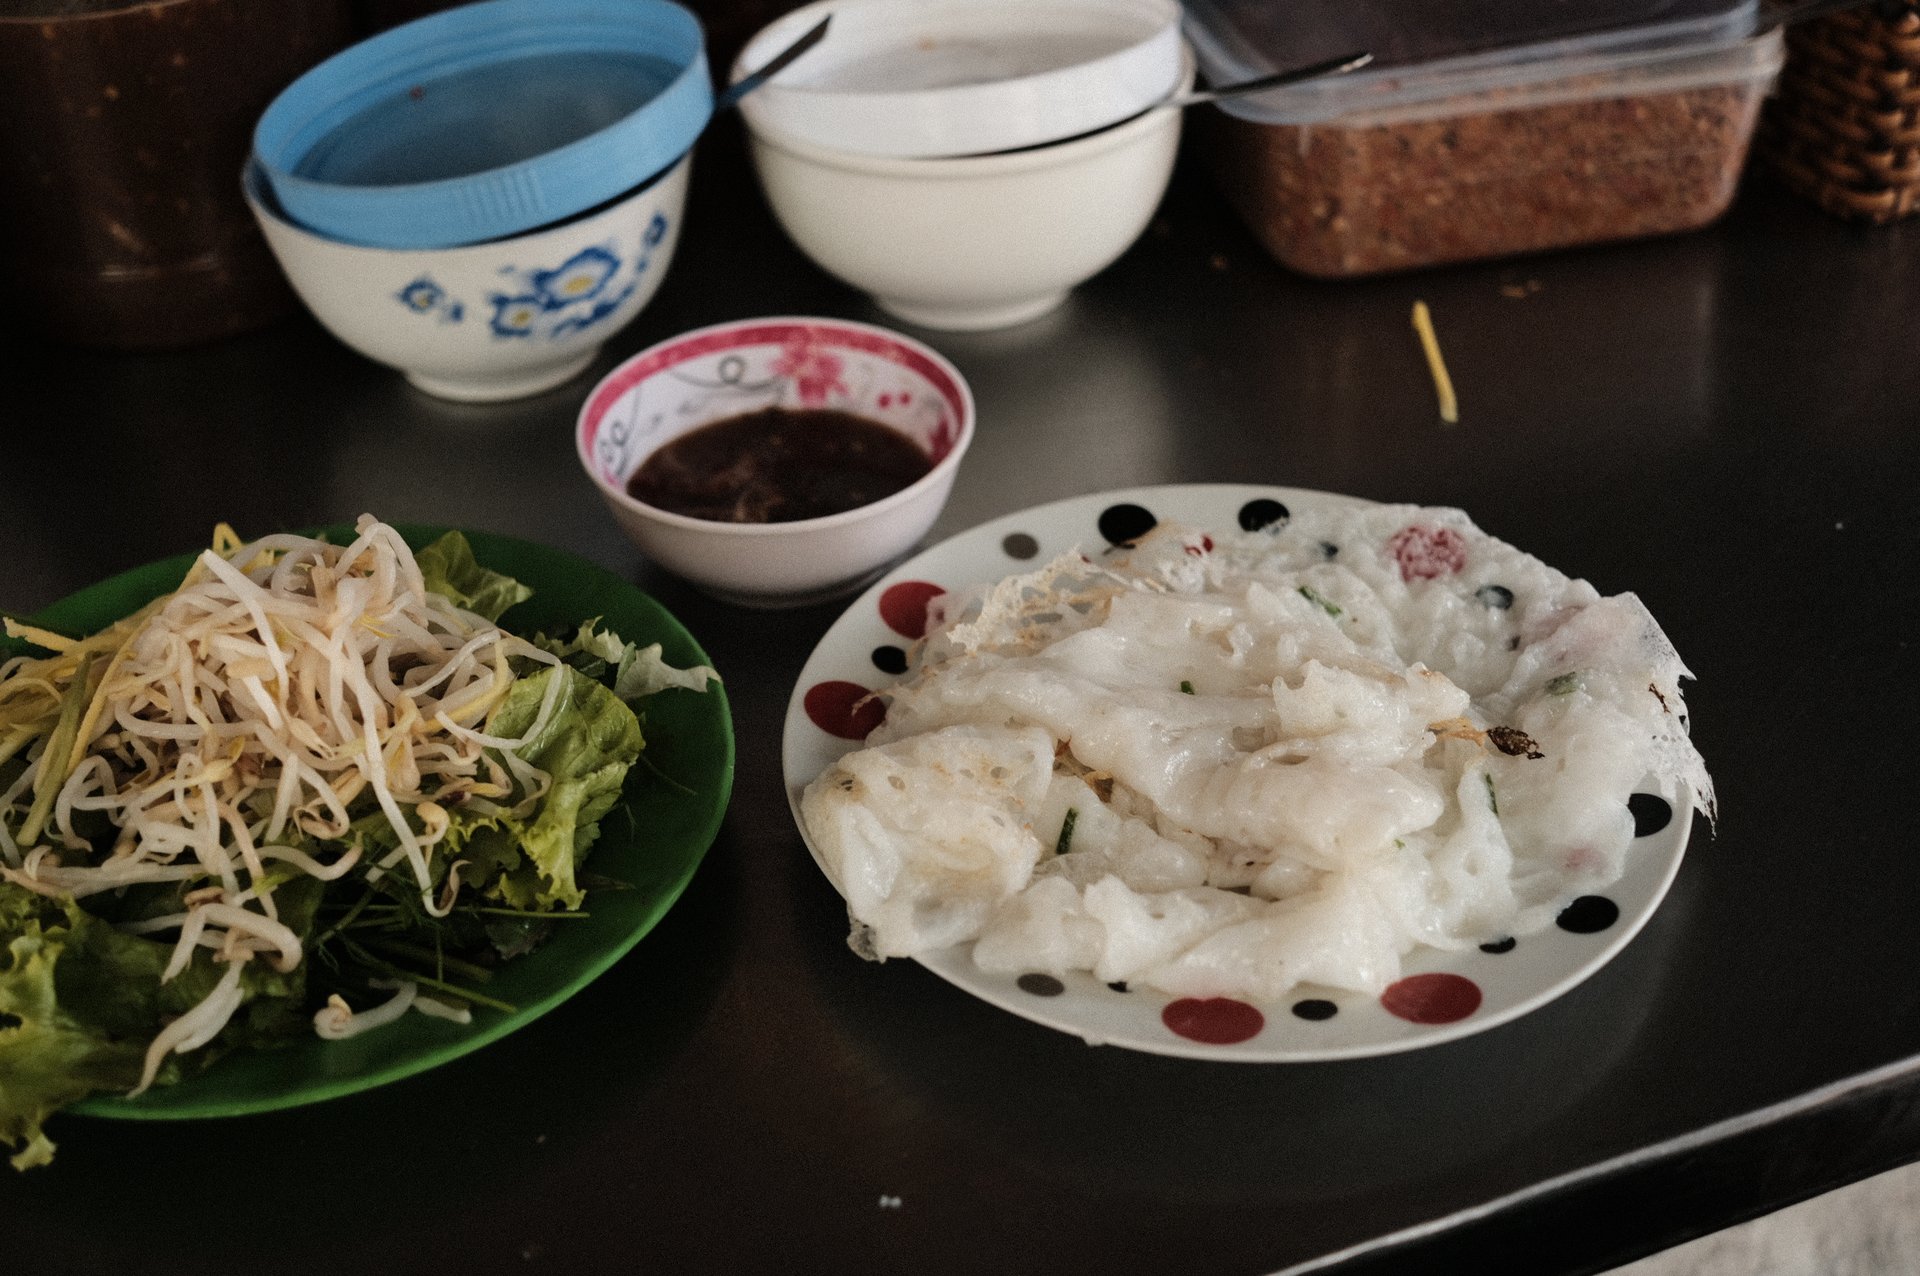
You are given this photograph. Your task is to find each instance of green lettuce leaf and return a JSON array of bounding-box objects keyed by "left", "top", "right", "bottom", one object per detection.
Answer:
[
  {"left": 327, "top": 665, "right": 644, "bottom": 912},
  {"left": 480, "top": 665, "right": 645, "bottom": 910},
  {"left": 532, "top": 618, "right": 718, "bottom": 702},
  {"left": 1, "top": 888, "right": 144, "bottom": 1170},
  {"left": 416, "top": 531, "right": 533, "bottom": 622},
  {"left": 1, "top": 880, "right": 314, "bottom": 1170}
]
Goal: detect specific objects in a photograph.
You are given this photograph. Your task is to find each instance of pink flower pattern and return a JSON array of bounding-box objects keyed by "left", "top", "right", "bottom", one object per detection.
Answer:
[{"left": 771, "top": 336, "right": 848, "bottom": 406}]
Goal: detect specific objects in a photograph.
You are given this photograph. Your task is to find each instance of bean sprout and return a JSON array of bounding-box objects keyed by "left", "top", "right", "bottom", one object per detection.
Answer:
[{"left": 2, "top": 516, "right": 564, "bottom": 1085}]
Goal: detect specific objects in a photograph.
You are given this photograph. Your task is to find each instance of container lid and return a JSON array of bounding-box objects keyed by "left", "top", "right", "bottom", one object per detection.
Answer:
[
  {"left": 735, "top": 0, "right": 1184, "bottom": 158},
  {"left": 1181, "top": 0, "right": 1760, "bottom": 124},
  {"left": 254, "top": 0, "right": 710, "bottom": 249}
]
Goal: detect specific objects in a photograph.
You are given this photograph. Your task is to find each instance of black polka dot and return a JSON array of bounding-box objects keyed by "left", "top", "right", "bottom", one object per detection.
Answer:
[
  {"left": 1556, "top": 896, "right": 1619, "bottom": 934},
  {"left": 1107, "top": 981, "right": 1130, "bottom": 993},
  {"left": 1476, "top": 585, "right": 1515, "bottom": 610},
  {"left": 1238, "top": 498, "right": 1290, "bottom": 532},
  {"left": 1291, "top": 999, "right": 1338, "bottom": 1021},
  {"left": 1479, "top": 937, "right": 1517, "bottom": 954},
  {"left": 1002, "top": 532, "right": 1039, "bottom": 560},
  {"left": 1017, "top": 973, "right": 1065, "bottom": 997},
  {"left": 1628, "top": 793, "right": 1673, "bottom": 838},
  {"left": 1320, "top": 541, "right": 1339, "bottom": 559},
  {"left": 1098, "top": 504, "right": 1157, "bottom": 546},
  {"left": 871, "top": 646, "right": 908, "bottom": 675}
]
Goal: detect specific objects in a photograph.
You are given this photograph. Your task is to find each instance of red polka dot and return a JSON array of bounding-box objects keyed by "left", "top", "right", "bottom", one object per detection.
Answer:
[
  {"left": 1380, "top": 973, "right": 1482, "bottom": 1024},
  {"left": 879, "top": 580, "right": 946, "bottom": 639},
  {"left": 1162, "top": 997, "right": 1265, "bottom": 1045},
  {"left": 1387, "top": 525, "right": 1469, "bottom": 582},
  {"left": 804, "top": 681, "right": 886, "bottom": 740}
]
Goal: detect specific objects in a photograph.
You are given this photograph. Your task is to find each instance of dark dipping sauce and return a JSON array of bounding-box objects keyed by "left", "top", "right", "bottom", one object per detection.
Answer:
[{"left": 627, "top": 407, "right": 934, "bottom": 523}]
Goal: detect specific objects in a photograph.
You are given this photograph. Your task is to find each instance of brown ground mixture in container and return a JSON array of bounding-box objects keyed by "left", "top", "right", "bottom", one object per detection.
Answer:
[{"left": 1203, "top": 42, "right": 1781, "bottom": 278}]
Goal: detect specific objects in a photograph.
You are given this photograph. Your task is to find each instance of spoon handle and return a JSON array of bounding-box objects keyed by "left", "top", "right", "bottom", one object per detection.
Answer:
[
  {"left": 718, "top": 15, "right": 833, "bottom": 112},
  {"left": 1173, "top": 51, "right": 1374, "bottom": 107}
]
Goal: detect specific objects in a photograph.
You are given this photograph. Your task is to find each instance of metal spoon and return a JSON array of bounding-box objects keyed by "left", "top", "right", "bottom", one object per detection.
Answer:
[
  {"left": 1166, "top": 51, "right": 1375, "bottom": 109},
  {"left": 958, "top": 50, "right": 1374, "bottom": 158},
  {"left": 718, "top": 15, "right": 833, "bottom": 113}
]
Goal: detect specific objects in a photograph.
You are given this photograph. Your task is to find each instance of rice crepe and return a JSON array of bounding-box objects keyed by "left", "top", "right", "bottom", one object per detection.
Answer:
[{"left": 800, "top": 504, "right": 1710, "bottom": 1002}]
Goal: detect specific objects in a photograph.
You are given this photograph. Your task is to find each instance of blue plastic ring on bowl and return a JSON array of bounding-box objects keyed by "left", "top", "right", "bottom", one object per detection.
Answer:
[{"left": 255, "top": 0, "right": 711, "bottom": 249}]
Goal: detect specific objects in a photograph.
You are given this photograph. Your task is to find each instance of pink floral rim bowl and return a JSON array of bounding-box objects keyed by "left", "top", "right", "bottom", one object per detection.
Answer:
[{"left": 576, "top": 316, "right": 975, "bottom": 608}]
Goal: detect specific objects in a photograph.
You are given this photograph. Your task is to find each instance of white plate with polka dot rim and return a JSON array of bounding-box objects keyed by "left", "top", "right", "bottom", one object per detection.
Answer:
[{"left": 780, "top": 484, "right": 1698, "bottom": 1062}]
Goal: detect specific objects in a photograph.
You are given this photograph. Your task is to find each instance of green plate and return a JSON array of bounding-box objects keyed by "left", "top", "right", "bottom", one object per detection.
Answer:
[{"left": 26, "top": 525, "right": 734, "bottom": 1120}]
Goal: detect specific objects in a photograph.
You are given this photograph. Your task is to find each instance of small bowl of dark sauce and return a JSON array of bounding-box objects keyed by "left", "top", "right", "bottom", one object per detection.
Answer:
[{"left": 578, "top": 316, "right": 974, "bottom": 606}]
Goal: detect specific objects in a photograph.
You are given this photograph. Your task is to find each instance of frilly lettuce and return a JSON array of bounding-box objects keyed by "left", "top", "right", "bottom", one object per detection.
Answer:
[
  {"left": 0, "top": 887, "right": 139, "bottom": 1171},
  {"left": 416, "top": 531, "right": 534, "bottom": 622},
  {"left": 471, "top": 664, "right": 644, "bottom": 911},
  {"left": 1, "top": 879, "right": 311, "bottom": 1170},
  {"left": 534, "top": 617, "right": 718, "bottom": 701}
]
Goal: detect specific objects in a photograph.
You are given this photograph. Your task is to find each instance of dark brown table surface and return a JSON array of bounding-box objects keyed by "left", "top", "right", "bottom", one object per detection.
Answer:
[{"left": 4, "top": 126, "right": 1919, "bottom": 1275}]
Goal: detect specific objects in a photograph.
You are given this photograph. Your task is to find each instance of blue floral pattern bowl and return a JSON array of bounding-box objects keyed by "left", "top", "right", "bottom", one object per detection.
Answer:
[
  {"left": 245, "top": 155, "right": 690, "bottom": 402},
  {"left": 253, "top": 0, "right": 711, "bottom": 250}
]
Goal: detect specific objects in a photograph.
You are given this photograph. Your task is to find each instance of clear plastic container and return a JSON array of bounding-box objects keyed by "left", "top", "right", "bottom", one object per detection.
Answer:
[{"left": 1183, "top": 0, "right": 1786, "bottom": 277}]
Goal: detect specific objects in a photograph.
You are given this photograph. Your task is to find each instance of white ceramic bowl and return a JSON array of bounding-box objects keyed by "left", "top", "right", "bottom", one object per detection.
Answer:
[
  {"left": 576, "top": 316, "right": 974, "bottom": 607},
  {"left": 735, "top": 0, "right": 1183, "bottom": 159},
  {"left": 744, "top": 47, "right": 1190, "bottom": 331},
  {"left": 244, "top": 154, "right": 690, "bottom": 402}
]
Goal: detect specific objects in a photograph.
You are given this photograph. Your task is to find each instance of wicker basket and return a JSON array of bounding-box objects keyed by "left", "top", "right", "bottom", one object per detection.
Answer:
[{"left": 1761, "top": 0, "right": 1920, "bottom": 222}]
